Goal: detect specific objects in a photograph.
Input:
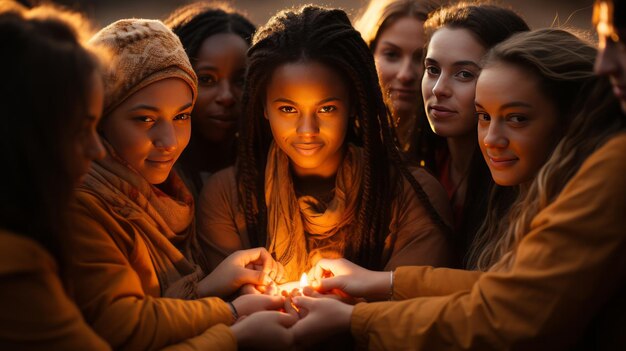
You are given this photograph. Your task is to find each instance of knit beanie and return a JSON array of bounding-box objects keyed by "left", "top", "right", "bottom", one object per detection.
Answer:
[{"left": 90, "top": 19, "right": 198, "bottom": 116}]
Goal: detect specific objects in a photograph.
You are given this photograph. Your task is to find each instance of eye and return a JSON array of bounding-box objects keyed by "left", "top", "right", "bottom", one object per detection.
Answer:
[
  {"left": 508, "top": 114, "right": 528, "bottom": 124},
  {"left": 134, "top": 116, "right": 155, "bottom": 123},
  {"left": 318, "top": 105, "right": 336, "bottom": 113},
  {"left": 174, "top": 113, "right": 191, "bottom": 121},
  {"left": 382, "top": 50, "right": 400, "bottom": 61},
  {"left": 476, "top": 112, "right": 490, "bottom": 122},
  {"left": 425, "top": 65, "right": 440, "bottom": 76},
  {"left": 456, "top": 70, "right": 475, "bottom": 80},
  {"left": 198, "top": 74, "right": 217, "bottom": 86},
  {"left": 278, "top": 105, "right": 297, "bottom": 113}
]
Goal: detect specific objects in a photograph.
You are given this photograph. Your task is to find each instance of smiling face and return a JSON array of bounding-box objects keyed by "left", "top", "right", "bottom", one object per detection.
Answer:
[
  {"left": 373, "top": 16, "right": 425, "bottom": 119},
  {"left": 100, "top": 78, "right": 194, "bottom": 184},
  {"left": 476, "top": 63, "right": 560, "bottom": 186},
  {"left": 265, "top": 61, "right": 350, "bottom": 178},
  {"left": 192, "top": 33, "right": 249, "bottom": 144},
  {"left": 422, "top": 27, "right": 486, "bottom": 138}
]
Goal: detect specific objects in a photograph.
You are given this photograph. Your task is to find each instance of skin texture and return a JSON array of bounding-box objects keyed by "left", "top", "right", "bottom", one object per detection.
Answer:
[
  {"left": 594, "top": 2, "right": 626, "bottom": 112},
  {"left": 75, "top": 72, "right": 106, "bottom": 182},
  {"left": 374, "top": 17, "right": 425, "bottom": 121},
  {"left": 476, "top": 63, "right": 559, "bottom": 186},
  {"left": 100, "top": 78, "right": 193, "bottom": 184},
  {"left": 422, "top": 27, "right": 486, "bottom": 138},
  {"left": 192, "top": 33, "right": 249, "bottom": 143},
  {"left": 264, "top": 61, "right": 350, "bottom": 178}
]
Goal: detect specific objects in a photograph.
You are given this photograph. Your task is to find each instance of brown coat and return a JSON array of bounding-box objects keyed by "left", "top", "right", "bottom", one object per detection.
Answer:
[
  {"left": 62, "top": 161, "right": 237, "bottom": 351},
  {"left": 351, "top": 133, "right": 626, "bottom": 350},
  {"left": 197, "top": 165, "right": 456, "bottom": 275},
  {"left": 0, "top": 230, "right": 111, "bottom": 350}
]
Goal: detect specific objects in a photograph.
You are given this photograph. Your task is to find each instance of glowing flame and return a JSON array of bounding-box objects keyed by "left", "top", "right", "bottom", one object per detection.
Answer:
[{"left": 299, "top": 273, "right": 308, "bottom": 289}]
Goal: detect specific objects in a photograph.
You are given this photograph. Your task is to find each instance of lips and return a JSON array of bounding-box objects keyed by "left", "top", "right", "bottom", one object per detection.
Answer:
[
  {"left": 292, "top": 143, "right": 323, "bottom": 156},
  {"left": 612, "top": 85, "right": 626, "bottom": 100},
  {"left": 486, "top": 155, "right": 518, "bottom": 169},
  {"left": 428, "top": 104, "right": 457, "bottom": 119},
  {"left": 145, "top": 158, "right": 175, "bottom": 168}
]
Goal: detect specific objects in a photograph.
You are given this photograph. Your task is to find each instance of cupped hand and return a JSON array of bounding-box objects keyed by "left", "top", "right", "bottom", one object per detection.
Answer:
[
  {"left": 231, "top": 293, "right": 285, "bottom": 317},
  {"left": 290, "top": 296, "right": 353, "bottom": 347},
  {"left": 310, "top": 258, "right": 392, "bottom": 300},
  {"left": 231, "top": 311, "right": 297, "bottom": 350}
]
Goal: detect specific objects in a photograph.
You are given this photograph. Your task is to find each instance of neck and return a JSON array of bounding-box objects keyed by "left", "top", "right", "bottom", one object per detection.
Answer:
[{"left": 447, "top": 133, "right": 477, "bottom": 178}]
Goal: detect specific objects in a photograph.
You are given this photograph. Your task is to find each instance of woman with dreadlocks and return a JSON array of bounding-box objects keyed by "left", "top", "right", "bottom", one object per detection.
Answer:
[
  {"left": 165, "top": 1, "right": 255, "bottom": 199},
  {"left": 198, "top": 5, "right": 455, "bottom": 283}
]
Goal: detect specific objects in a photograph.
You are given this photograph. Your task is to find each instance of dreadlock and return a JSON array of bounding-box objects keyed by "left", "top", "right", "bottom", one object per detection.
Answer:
[
  {"left": 164, "top": 1, "right": 255, "bottom": 63},
  {"left": 238, "top": 5, "right": 450, "bottom": 270}
]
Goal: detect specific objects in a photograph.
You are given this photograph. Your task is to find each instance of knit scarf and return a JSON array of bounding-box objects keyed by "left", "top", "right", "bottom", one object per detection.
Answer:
[
  {"left": 79, "top": 141, "right": 205, "bottom": 298},
  {"left": 264, "top": 143, "right": 363, "bottom": 281}
]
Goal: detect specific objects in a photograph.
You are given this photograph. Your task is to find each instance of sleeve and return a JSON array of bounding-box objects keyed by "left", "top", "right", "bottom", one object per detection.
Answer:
[
  {"left": 0, "top": 236, "right": 111, "bottom": 351},
  {"left": 64, "top": 196, "right": 235, "bottom": 351},
  {"left": 351, "top": 135, "right": 626, "bottom": 350},
  {"left": 383, "top": 170, "right": 457, "bottom": 270},
  {"left": 160, "top": 324, "right": 237, "bottom": 351},
  {"left": 196, "top": 167, "right": 246, "bottom": 271},
  {"left": 393, "top": 266, "right": 482, "bottom": 299}
]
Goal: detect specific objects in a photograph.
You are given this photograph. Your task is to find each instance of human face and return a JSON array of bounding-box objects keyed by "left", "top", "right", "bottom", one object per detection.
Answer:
[
  {"left": 422, "top": 27, "right": 486, "bottom": 138},
  {"left": 74, "top": 72, "right": 106, "bottom": 182},
  {"left": 101, "top": 78, "right": 193, "bottom": 184},
  {"left": 476, "top": 63, "right": 560, "bottom": 186},
  {"left": 265, "top": 61, "right": 350, "bottom": 178},
  {"left": 374, "top": 17, "right": 425, "bottom": 119},
  {"left": 192, "top": 33, "right": 249, "bottom": 143},
  {"left": 594, "top": 1, "right": 626, "bottom": 112}
]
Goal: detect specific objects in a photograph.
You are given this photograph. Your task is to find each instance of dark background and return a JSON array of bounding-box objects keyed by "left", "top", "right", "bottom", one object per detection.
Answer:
[{"left": 52, "top": 0, "right": 596, "bottom": 35}]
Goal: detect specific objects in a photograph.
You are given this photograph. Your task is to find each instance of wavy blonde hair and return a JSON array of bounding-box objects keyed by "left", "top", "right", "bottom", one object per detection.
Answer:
[{"left": 467, "top": 29, "right": 625, "bottom": 271}]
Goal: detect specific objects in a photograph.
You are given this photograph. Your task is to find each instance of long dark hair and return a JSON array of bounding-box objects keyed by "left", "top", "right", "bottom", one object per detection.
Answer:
[
  {"left": 238, "top": 5, "right": 449, "bottom": 269},
  {"left": 418, "top": 2, "right": 530, "bottom": 264},
  {"left": 0, "top": 5, "right": 100, "bottom": 259}
]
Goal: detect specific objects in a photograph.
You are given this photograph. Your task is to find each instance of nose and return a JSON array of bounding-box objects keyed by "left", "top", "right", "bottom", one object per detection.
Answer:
[
  {"left": 153, "top": 122, "right": 178, "bottom": 152},
  {"left": 397, "top": 58, "right": 418, "bottom": 84},
  {"left": 594, "top": 41, "right": 618, "bottom": 77},
  {"left": 431, "top": 76, "right": 451, "bottom": 99},
  {"left": 215, "top": 80, "right": 236, "bottom": 107},
  {"left": 482, "top": 120, "right": 508, "bottom": 149},
  {"left": 296, "top": 112, "right": 320, "bottom": 137},
  {"left": 86, "top": 132, "right": 106, "bottom": 161}
]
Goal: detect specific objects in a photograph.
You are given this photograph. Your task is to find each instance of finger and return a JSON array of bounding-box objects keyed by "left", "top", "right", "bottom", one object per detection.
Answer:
[
  {"left": 292, "top": 295, "right": 316, "bottom": 310},
  {"left": 275, "top": 311, "right": 298, "bottom": 327},
  {"left": 260, "top": 295, "right": 288, "bottom": 310},
  {"left": 237, "top": 268, "right": 272, "bottom": 287},
  {"left": 317, "top": 276, "right": 345, "bottom": 293},
  {"left": 274, "top": 261, "right": 285, "bottom": 283}
]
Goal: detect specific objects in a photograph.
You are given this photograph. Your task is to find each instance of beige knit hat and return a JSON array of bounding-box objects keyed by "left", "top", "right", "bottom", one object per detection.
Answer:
[{"left": 90, "top": 18, "right": 198, "bottom": 116}]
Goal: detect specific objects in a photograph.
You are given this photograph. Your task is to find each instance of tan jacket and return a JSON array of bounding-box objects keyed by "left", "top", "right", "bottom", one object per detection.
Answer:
[
  {"left": 351, "top": 133, "right": 626, "bottom": 350},
  {"left": 63, "top": 174, "right": 237, "bottom": 351},
  {"left": 0, "top": 230, "right": 111, "bottom": 351},
  {"left": 198, "top": 166, "right": 456, "bottom": 275}
]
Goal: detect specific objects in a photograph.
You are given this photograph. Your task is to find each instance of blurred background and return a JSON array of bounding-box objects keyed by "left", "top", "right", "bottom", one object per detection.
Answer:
[{"left": 49, "top": 0, "right": 596, "bottom": 34}]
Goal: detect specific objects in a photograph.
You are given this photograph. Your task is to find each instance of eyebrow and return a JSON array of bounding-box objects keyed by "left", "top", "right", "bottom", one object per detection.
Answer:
[
  {"left": 475, "top": 101, "right": 533, "bottom": 110},
  {"left": 378, "top": 41, "right": 401, "bottom": 49},
  {"left": 194, "top": 64, "right": 218, "bottom": 71},
  {"left": 425, "top": 57, "right": 481, "bottom": 70},
  {"left": 272, "top": 97, "right": 341, "bottom": 105},
  {"left": 129, "top": 102, "right": 193, "bottom": 113}
]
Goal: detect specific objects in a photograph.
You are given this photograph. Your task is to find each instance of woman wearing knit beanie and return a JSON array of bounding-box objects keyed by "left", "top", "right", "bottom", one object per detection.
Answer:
[{"left": 62, "top": 18, "right": 295, "bottom": 350}]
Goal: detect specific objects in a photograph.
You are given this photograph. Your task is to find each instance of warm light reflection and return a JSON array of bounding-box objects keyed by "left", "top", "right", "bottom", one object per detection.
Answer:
[{"left": 299, "top": 273, "right": 308, "bottom": 289}]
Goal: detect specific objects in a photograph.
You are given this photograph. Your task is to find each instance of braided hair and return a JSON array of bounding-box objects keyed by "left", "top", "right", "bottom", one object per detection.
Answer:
[
  {"left": 164, "top": 1, "right": 255, "bottom": 63},
  {"left": 238, "top": 5, "right": 450, "bottom": 270}
]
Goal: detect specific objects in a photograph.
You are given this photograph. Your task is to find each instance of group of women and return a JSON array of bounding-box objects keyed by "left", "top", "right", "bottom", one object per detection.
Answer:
[{"left": 0, "top": 0, "right": 624, "bottom": 350}]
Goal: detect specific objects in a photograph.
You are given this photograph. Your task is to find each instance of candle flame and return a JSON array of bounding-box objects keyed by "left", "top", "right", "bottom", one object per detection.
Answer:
[{"left": 299, "top": 273, "right": 308, "bottom": 289}]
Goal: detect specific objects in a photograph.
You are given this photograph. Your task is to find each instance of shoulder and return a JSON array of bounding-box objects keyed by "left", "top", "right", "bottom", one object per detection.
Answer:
[
  {"left": 396, "top": 166, "right": 454, "bottom": 227},
  {"left": 0, "top": 230, "right": 54, "bottom": 276},
  {"left": 198, "top": 166, "right": 238, "bottom": 210}
]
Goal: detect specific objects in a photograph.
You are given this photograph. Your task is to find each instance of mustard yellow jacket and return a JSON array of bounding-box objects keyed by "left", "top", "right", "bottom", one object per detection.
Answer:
[{"left": 352, "top": 133, "right": 626, "bottom": 350}]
